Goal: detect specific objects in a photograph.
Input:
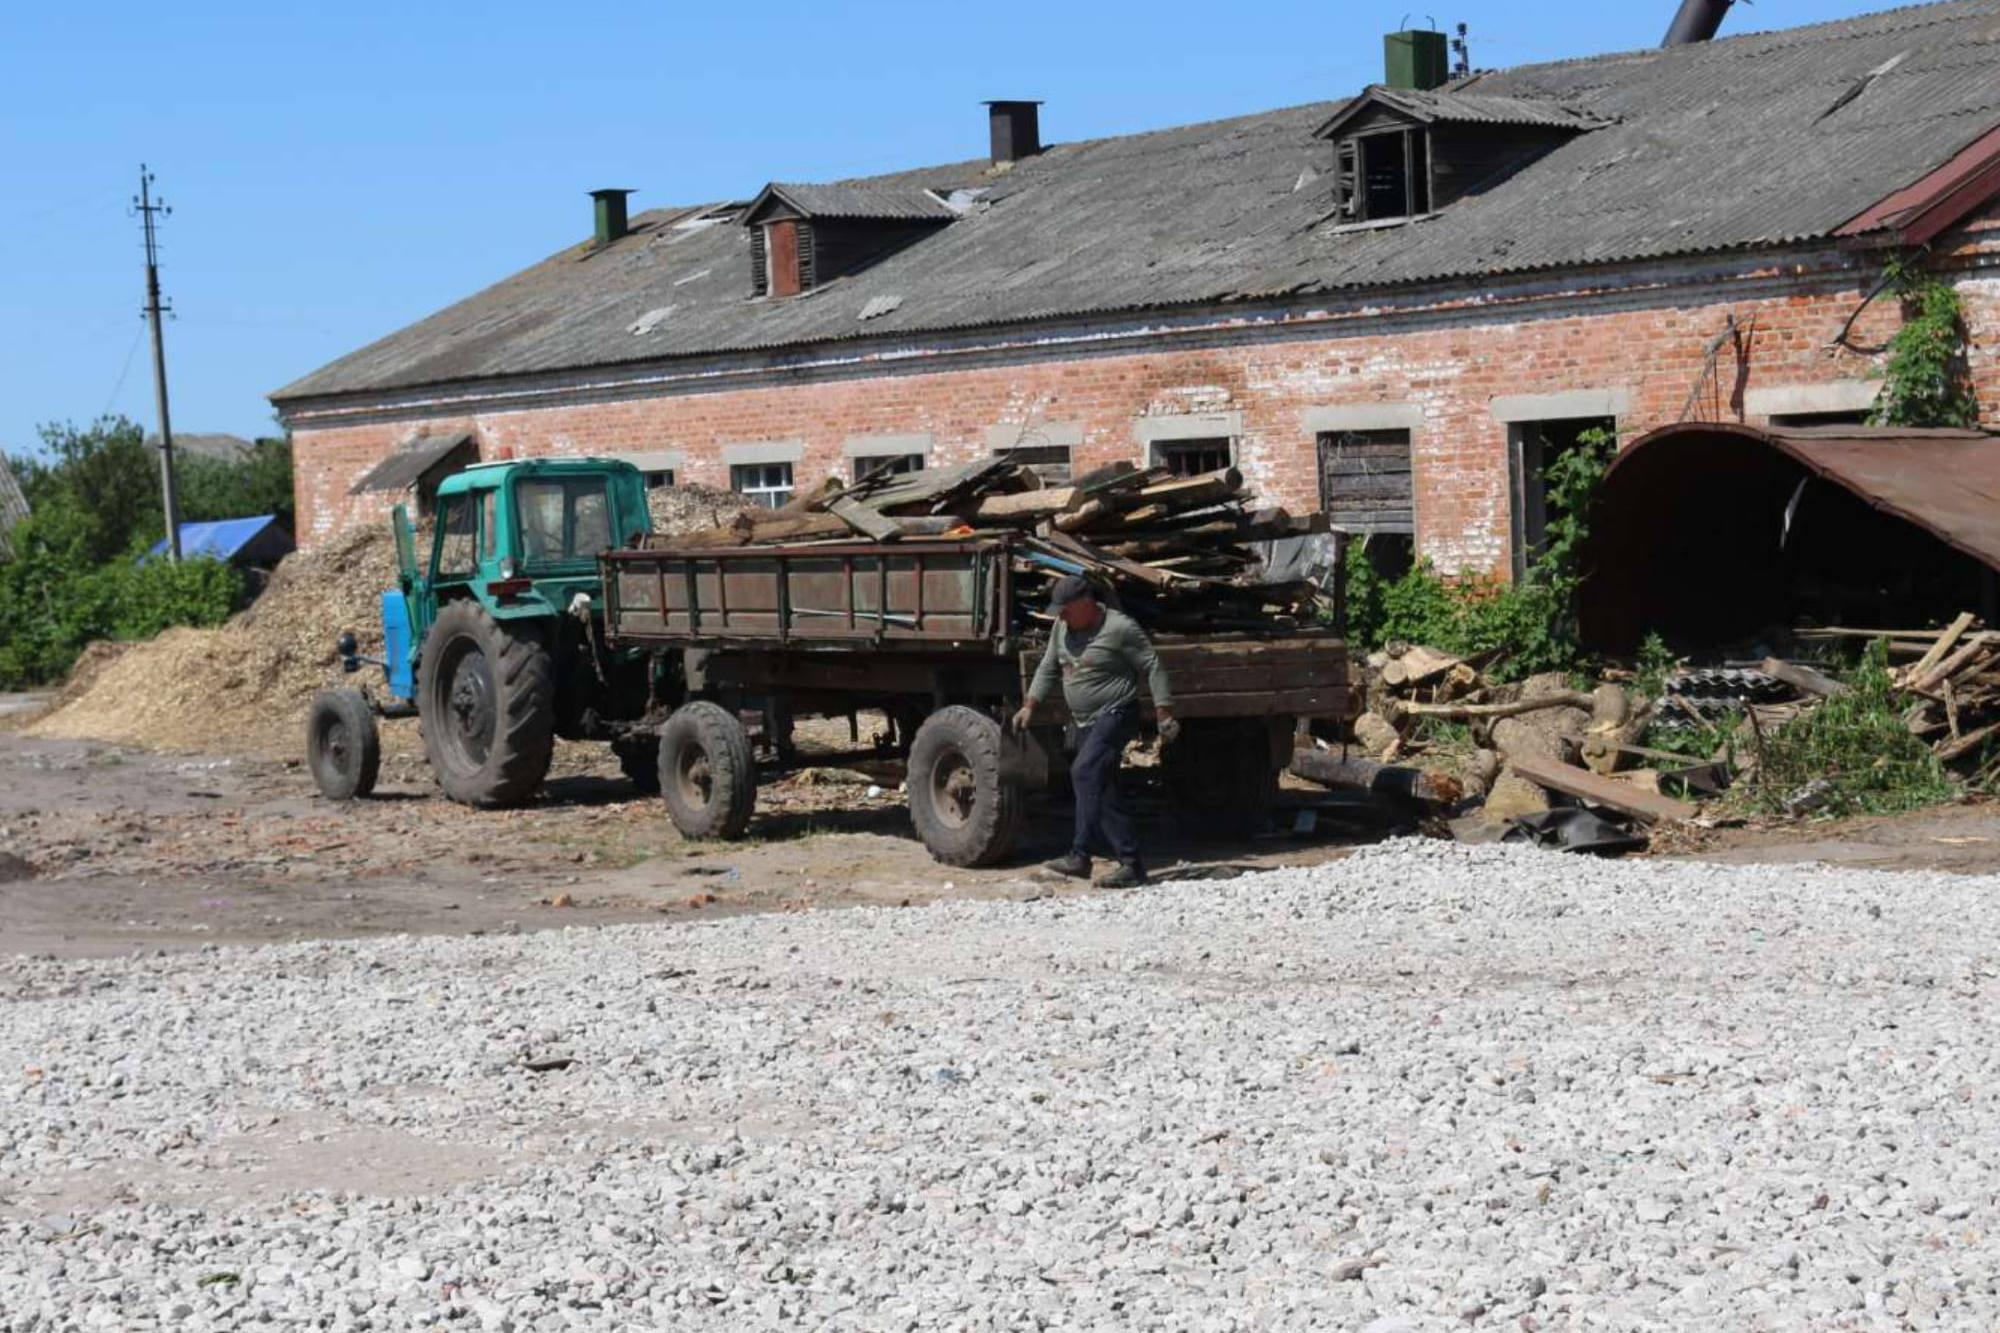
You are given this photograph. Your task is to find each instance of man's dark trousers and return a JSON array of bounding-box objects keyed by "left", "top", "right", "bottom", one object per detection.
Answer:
[{"left": 1070, "top": 702, "right": 1140, "bottom": 868}]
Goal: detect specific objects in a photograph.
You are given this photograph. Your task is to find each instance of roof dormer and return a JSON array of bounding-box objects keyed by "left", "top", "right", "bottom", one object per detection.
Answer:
[
  {"left": 741, "top": 182, "right": 955, "bottom": 299},
  {"left": 1313, "top": 87, "right": 1609, "bottom": 226}
]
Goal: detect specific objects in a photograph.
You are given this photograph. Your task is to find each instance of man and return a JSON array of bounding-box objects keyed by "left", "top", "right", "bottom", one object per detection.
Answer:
[{"left": 1012, "top": 575, "right": 1178, "bottom": 887}]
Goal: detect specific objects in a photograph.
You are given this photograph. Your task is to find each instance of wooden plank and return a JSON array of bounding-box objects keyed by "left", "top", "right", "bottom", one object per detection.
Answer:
[
  {"left": 827, "top": 496, "right": 904, "bottom": 541},
  {"left": 1910, "top": 641, "right": 1993, "bottom": 695},
  {"left": 1135, "top": 467, "right": 1242, "bottom": 511},
  {"left": 1507, "top": 753, "right": 1699, "bottom": 825},
  {"left": 1906, "top": 612, "right": 1977, "bottom": 681}
]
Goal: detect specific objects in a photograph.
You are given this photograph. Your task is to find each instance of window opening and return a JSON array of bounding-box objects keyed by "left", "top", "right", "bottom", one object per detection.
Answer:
[
  {"left": 1152, "top": 437, "right": 1232, "bottom": 477},
  {"left": 854, "top": 453, "right": 924, "bottom": 481},
  {"left": 731, "top": 461, "right": 795, "bottom": 509},
  {"left": 1510, "top": 415, "right": 1614, "bottom": 581}
]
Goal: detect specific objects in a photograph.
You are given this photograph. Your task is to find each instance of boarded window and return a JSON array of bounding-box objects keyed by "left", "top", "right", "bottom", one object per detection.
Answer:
[
  {"left": 749, "top": 227, "right": 769, "bottom": 298},
  {"left": 766, "top": 219, "right": 802, "bottom": 298},
  {"left": 1317, "top": 429, "right": 1413, "bottom": 534},
  {"left": 1153, "top": 438, "right": 1232, "bottom": 477}
]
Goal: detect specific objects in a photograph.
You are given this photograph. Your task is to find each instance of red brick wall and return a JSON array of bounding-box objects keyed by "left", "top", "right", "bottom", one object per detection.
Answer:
[{"left": 289, "top": 239, "right": 1993, "bottom": 575}]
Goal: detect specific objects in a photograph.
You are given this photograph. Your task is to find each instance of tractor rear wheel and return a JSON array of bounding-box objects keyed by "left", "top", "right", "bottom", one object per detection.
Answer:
[
  {"left": 418, "top": 600, "right": 555, "bottom": 809},
  {"left": 306, "top": 689, "right": 380, "bottom": 801},
  {"left": 907, "top": 706, "right": 1025, "bottom": 867},
  {"left": 658, "top": 701, "right": 756, "bottom": 839}
]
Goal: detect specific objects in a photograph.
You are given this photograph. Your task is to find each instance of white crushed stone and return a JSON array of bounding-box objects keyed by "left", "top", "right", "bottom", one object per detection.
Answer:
[{"left": 3, "top": 839, "right": 1999, "bottom": 1329}]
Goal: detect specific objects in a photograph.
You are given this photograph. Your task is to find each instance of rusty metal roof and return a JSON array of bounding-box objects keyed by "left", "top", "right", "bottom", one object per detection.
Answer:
[
  {"left": 1622, "top": 422, "right": 2000, "bottom": 570},
  {"left": 274, "top": 1, "right": 2000, "bottom": 406}
]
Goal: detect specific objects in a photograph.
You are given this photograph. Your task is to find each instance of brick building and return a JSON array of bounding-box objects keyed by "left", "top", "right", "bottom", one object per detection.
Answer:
[{"left": 273, "top": 2, "right": 2000, "bottom": 579}]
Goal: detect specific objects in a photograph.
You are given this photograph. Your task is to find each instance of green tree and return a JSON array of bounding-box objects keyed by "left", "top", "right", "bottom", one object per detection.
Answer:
[
  {"left": 178, "top": 436, "right": 295, "bottom": 526},
  {"left": 1869, "top": 259, "right": 1980, "bottom": 429}
]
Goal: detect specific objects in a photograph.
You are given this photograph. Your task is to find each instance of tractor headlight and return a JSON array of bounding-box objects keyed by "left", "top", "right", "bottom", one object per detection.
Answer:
[{"left": 499, "top": 557, "right": 517, "bottom": 579}]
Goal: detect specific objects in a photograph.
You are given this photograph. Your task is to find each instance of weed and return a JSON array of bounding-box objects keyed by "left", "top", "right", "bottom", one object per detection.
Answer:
[
  {"left": 1870, "top": 258, "right": 1979, "bottom": 429},
  {"left": 1746, "top": 640, "right": 1957, "bottom": 817}
]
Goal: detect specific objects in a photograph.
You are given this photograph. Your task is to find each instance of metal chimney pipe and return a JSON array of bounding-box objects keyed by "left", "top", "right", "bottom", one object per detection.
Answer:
[
  {"left": 1663, "top": 0, "right": 1734, "bottom": 45},
  {"left": 984, "top": 101, "right": 1043, "bottom": 165}
]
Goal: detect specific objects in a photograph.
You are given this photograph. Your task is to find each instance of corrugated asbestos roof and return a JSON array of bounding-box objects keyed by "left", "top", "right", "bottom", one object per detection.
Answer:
[
  {"left": 752, "top": 181, "right": 958, "bottom": 221},
  {"left": 1336, "top": 87, "right": 1614, "bottom": 129},
  {"left": 275, "top": 1, "right": 2000, "bottom": 405},
  {"left": 348, "top": 429, "right": 476, "bottom": 494}
]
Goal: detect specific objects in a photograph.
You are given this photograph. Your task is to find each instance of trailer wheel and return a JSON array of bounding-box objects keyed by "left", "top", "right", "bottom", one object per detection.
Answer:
[
  {"left": 1165, "top": 718, "right": 1277, "bottom": 840},
  {"left": 908, "top": 706, "right": 1025, "bottom": 867},
  {"left": 418, "top": 600, "right": 555, "bottom": 809},
  {"left": 306, "top": 689, "right": 380, "bottom": 801},
  {"left": 658, "top": 701, "right": 756, "bottom": 840}
]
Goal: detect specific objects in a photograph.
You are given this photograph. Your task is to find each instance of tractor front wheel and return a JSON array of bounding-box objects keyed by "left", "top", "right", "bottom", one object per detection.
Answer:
[
  {"left": 658, "top": 701, "right": 756, "bottom": 839},
  {"left": 306, "top": 689, "right": 380, "bottom": 801},
  {"left": 418, "top": 600, "right": 555, "bottom": 809}
]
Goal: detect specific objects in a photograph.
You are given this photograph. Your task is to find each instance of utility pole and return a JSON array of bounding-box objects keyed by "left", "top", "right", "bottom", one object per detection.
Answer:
[{"left": 135, "top": 164, "right": 182, "bottom": 561}]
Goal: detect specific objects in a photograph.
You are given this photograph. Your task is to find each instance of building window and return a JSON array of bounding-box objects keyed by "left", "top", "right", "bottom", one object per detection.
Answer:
[
  {"left": 641, "top": 469, "right": 676, "bottom": 491},
  {"left": 1510, "top": 416, "right": 1614, "bottom": 581},
  {"left": 854, "top": 453, "right": 924, "bottom": 481},
  {"left": 1768, "top": 410, "right": 1871, "bottom": 428},
  {"left": 1002, "top": 444, "right": 1073, "bottom": 485},
  {"left": 1152, "top": 437, "right": 1232, "bottom": 477},
  {"left": 731, "top": 462, "right": 795, "bottom": 509},
  {"left": 1334, "top": 128, "right": 1431, "bottom": 223}
]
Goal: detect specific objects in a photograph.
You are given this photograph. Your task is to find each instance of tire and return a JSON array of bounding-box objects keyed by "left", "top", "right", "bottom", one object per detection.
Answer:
[
  {"left": 306, "top": 689, "right": 380, "bottom": 801},
  {"left": 616, "top": 737, "right": 661, "bottom": 794},
  {"left": 418, "top": 600, "right": 555, "bottom": 809},
  {"left": 658, "top": 701, "right": 756, "bottom": 839},
  {"left": 907, "top": 706, "right": 1026, "bottom": 867},
  {"left": 1165, "top": 718, "right": 1276, "bottom": 840}
]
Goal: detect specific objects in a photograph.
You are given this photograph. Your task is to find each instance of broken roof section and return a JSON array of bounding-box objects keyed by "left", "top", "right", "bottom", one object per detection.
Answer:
[
  {"left": 1582, "top": 422, "right": 2000, "bottom": 654},
  {"left": 274, "top": 0, "right": 2000, "bottom": 406}
]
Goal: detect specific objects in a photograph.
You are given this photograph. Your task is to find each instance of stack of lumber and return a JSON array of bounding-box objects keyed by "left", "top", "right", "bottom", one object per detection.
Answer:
[
  {"left": 644, "top": 456, "right": 1328, "bottom": 625},
  {"left": 1802, "top": 613, "right": 2000, "bottom": 770}
]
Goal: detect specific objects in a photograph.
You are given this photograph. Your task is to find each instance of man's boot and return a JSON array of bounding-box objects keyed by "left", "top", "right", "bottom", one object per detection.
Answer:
[
  {"left": 1044, "top": 851, "right": 1092, "bottom": 879},
  {"left": 1095, "top": 863, "right": 1148, "bottom": 889}
]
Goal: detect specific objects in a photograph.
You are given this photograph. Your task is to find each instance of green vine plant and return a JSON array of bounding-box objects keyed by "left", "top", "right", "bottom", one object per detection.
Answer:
[{"left": 1869, "top": 257, "right": 1980, "bottom": 429}]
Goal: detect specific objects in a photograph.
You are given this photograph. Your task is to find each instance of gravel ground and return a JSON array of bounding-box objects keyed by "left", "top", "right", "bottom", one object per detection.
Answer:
[{"left": 4, "top": 840, "right": 1999, "bottom": 1331}]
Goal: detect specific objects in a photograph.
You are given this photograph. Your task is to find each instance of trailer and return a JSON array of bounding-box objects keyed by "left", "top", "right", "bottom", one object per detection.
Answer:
[{"left": 600, "top": 533, "right": 1356, "bottom": 866}]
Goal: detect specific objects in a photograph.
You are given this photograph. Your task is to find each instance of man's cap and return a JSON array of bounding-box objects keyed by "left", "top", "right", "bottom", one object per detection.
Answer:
[{"left": 1047, "top": 574, "right": 1097, "bottom": 610}]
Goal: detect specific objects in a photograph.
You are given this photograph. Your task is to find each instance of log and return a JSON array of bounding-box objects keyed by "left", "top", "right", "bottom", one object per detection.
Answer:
[
  {"left": 972, "top": 487, "right": 1079, "bottom": 521},
  {"left": 1393, "top": 690, "right": 1598, "bottom": 722},
  {"left": 1053, "top": 499, "right": 1114, "bottom": 533},
  {"left": 1936, "top": 719, "right": 2000, "bottom": 763},
  {"left": 1135, "top": 467, "right": 1242, "bottom": 511},
  {"left": 1909, "top": 641, "right": 1993, "bottom": 695},
  {"left": 1905, "top": 611, "right": 1977, "bottom": 681},
  {"left": 1760, "top": 658, "right": 1848, "bottom": 698},
  {"left": 1507, "top": 753, "right": 1699, "bottom": 825},
  {"left": 1289, "top": 750, "right": 1464, "bottom": 805}
]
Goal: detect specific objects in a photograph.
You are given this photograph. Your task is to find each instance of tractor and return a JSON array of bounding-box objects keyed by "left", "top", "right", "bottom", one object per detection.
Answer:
[{"left": 304, "top": 457, "right": 671, "bottom": 807}]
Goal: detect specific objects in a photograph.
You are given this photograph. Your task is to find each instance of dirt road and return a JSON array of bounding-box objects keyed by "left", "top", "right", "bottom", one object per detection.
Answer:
[
  {"left": 8, "top": 713, "right": 2000, "bottom": 961},
  {"left": 0, "top": 727, "right": 1399, "bottom": 959}
]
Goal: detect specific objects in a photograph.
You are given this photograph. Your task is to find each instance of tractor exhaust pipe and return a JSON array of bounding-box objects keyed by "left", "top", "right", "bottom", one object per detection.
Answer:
[{"left": 1663, "top": 0, "right": 1733, "bottom": 46}]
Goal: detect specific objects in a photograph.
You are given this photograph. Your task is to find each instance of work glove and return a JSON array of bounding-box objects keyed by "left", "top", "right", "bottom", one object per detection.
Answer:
[
  {"left": 1157, "top": 713, "right": 1182, "bottom": 745},
  {"left": 1010, "top": 704, "right": 1036, "bottom": 733}
]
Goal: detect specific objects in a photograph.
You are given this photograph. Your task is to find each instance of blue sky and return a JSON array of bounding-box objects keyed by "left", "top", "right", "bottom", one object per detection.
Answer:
[{"left": 0, "top": 0, "right": 1896, "bottom": 457}]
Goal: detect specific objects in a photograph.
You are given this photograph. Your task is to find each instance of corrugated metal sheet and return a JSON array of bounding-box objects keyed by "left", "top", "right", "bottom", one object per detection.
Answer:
[
  {"left": 1343, "top": 88, "right": 1612, "bottom": 129},
  {"left": 274, "top": 0, "right": 2000, "bottom": 405}
]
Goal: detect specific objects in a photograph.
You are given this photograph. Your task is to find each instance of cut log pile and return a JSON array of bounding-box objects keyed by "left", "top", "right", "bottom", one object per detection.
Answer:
[
  {"left": 1286, "top": 617, "right": 2000, "bottom": 852},
  {"left": 644, "top": 455, "right": 1331, "bottom": 627}
]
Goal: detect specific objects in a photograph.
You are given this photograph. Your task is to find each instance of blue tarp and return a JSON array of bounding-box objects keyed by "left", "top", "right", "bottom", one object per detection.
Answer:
[{"left": 145, "top": 515, "right": 294, "bottom": 565}]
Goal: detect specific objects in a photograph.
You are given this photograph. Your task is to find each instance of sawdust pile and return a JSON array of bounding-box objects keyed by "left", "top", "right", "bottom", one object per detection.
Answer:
[{"left": 30, "top": 525, "right": 402, "bottom": 757}]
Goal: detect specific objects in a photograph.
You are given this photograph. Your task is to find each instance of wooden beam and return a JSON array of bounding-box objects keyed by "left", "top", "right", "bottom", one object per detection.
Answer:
[
  {"left": 1507, "top": 753, "right": 1699, "bottom": 824},
  {"left": 972, "top": 486, "right": 1078, "bottom": 520}
]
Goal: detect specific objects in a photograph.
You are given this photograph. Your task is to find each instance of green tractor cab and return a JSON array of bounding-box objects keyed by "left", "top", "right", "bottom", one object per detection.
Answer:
[{"left": 306, "top": 457, "right": 671, "bottom": 805}]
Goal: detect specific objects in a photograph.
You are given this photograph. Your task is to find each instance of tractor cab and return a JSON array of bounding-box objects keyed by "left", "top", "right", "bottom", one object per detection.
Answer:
[{"left": 316, "top": 457, "right": 659, "bottom": 805}]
